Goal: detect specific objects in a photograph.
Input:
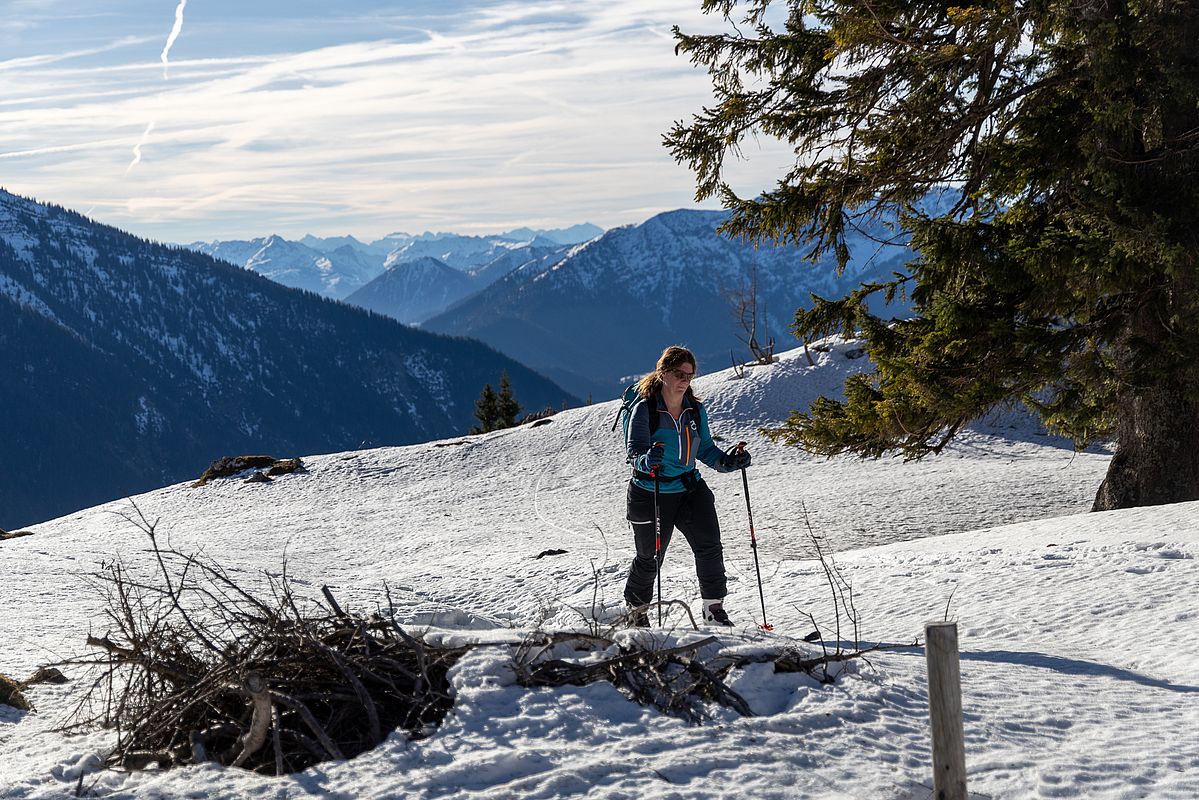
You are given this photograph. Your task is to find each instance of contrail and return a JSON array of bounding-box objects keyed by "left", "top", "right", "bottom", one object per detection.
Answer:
[
  {"left": 160, "top": 0, "right": 189, "bottom": 79},
  {"left": 128, "top": 0, "right": 188, "bottom": 172},
  {"left": 126, "top": 121, "right": 156, "bottom": 174}
]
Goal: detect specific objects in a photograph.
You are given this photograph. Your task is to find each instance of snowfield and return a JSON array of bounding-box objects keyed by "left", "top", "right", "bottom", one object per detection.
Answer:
[{"left": 2, "top": 340, "right": 1196, "bottom": 799}]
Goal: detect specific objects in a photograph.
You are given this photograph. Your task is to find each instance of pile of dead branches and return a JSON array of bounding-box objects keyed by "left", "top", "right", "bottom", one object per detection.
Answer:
[
  {"left": 65, "top": 502, "right": 897, "bottom": 778},
  {"left": 515, "top": 634, "right": 753, "bottom": 722},
  {"left": 513, "top": 631, "right": 881, "bottom": 724},
  {"left": 67, "top": 512, "right": 464, "bottom": 776}
]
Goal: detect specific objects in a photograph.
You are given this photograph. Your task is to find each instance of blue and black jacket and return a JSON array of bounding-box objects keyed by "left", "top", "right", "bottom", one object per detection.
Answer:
[{"left": 625, "top": 391, "right": 734, "bottom": 493}]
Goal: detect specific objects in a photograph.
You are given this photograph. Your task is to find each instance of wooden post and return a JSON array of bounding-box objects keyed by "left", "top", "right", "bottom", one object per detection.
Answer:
[{"left": 925, "top": 621, "right": 967, "bottom": 800}]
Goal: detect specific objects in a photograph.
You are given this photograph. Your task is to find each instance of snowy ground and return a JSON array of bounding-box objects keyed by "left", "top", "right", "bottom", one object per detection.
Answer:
[{"left": 3, "top": 340, "right": 1196, "bottom": 799}]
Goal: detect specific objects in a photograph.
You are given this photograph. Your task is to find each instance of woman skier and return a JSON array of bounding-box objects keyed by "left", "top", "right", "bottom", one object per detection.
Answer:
[{"left": 622, "top": 345, "right": 751, "bottom": 626}]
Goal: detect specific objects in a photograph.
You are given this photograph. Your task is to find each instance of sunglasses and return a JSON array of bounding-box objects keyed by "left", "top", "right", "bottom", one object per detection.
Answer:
[{"left": 667, "top": 368, "right": 696, "bottom": 382}]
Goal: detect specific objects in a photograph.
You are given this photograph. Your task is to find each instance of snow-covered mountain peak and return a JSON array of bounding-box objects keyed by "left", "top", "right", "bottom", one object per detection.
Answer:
[
  {"left": 390, "top": 255, "right": 453, "bottom": 273},
  {"left": 299, "top": 233, "right": 369, "bottom": 253},
  {"left": 0, "top": 188, "right": 45, "bottom": 219},
  {"left": 497, "top": 222, "right": 604, "bottom": 245},
  {"left": 0, "top": 188, "right": 101, "bottom": 255},
  {"left": 345, "top": 255, "right": 474, "bottom": 325},
  {"left": 541, "top": 209, "right": 754, "bottom": 296}
]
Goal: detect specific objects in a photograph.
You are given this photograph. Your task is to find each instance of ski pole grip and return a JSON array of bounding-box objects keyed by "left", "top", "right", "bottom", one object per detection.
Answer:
[{"left": 649, "top": 441, "right": 664, "bottom": 478}]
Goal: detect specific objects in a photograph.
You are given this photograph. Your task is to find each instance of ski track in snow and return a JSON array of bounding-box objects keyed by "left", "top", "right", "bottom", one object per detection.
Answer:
[{"left": 2, "top": 341, "right": 1197, "bottom": 799}]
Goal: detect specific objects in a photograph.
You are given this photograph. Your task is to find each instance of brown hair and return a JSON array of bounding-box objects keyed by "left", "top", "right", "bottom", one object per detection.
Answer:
[{"left": 636, "top": 345, "right": 701, "bottom": 403}]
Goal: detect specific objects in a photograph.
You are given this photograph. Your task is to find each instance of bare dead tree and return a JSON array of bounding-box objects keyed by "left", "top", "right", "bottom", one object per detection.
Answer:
[
  {"left": 729, "top": 351, "right": 747, "bottom": 379},
  {"left": 725, "top": 259, "right": 776, "bottom": 366}
]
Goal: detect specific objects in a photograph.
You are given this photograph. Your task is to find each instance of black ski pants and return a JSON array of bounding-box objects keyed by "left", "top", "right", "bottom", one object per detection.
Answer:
[{"left": 623, "top": 479, "right": 726, "bottom": 605}]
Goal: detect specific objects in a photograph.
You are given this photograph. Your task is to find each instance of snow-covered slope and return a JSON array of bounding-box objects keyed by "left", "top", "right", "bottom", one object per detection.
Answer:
[
  {"left": 378, "top": 226, "right": 597, "bottom": 271},
  {"left": 298, "top": 233, "right": 375, "bottom": 254},
  {"left": 4, "top": 340, "right": 1197, "bottom": 799}
]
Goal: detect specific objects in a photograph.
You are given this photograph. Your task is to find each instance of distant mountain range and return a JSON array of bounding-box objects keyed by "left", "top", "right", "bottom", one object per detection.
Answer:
[
  {"left": 194, "top": 210, "right": 919, "bottom": 402},
  {"left": 344, "top": 245, "right": 570, "bottom": 325},
  {"left": 422, "top": 209, "right": 916, "bottom": 400},
  {"left": 190, "top": 224, "right": 603, "bottom": 301},
  {"left": 0, "top": 189, "right": 575, "bottom": 529},
  {"left": 188, "top": 235, "right": 384, "bottom": 299}
]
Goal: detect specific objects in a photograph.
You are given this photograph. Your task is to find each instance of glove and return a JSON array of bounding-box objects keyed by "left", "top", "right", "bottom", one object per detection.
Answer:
[
  {"left": 722, "top": 446, "right": 751, "bottom": 470},
  {"left": 637, "top": 442, "right": 665, "bottom": 474}
]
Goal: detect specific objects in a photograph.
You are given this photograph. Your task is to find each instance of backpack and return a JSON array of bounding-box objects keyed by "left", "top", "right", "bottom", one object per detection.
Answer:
[{"left": 611, "top": 383, "right": 661, "bottom": 454}]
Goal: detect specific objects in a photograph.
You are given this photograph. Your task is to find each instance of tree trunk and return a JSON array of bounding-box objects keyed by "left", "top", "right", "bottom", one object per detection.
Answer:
[
  {"left": 1093, "top": 367, "right": 1199, "bottom": 511},
  {"left": 1092, "top": 241, "right": 1199, "bottom": 510},
  {"left": 1090, "top": 1, "right": 1199, "bottom": 511}
]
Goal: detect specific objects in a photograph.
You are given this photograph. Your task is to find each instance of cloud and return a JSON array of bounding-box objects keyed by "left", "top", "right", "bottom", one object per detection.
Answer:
[
  {"left": 1, "top": 0, "right": 793, "bottom": 241},
  {"left": 0, "top": 34, "right": 153, "bottom": 71}
]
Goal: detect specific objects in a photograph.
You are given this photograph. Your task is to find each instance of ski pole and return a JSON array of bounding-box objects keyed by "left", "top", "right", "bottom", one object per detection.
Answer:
[
  {"left": 651, "top": 448, "right": 663, "bottom": 627},
  {"left": 737, "top": 442, "right": 772, "bottom": 631}
]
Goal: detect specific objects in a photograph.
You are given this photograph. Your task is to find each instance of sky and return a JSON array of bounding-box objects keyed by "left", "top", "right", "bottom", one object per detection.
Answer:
[{"left": 0, "top": 0, "right": 792, "bottom": 243}]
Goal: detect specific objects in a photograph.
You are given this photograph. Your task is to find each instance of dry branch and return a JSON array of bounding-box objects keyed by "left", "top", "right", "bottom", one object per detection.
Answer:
[
  {"left": 513, "top": 631, "right": 861, "bottom": 722},
  {"left": 63, "top": 505, "right": 888, "bottom": 778},
  {"left": 64, "top": 514, "right": 465, "bottom": 776}
]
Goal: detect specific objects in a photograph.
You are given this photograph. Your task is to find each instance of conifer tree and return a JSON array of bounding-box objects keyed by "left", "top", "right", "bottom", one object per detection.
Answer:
[
  {"left": 470, "top": 374, "right": 523, "bottom": 434},
  {"left": 496, "top": 372, "right": 523, "bottom": 429},
  {"left": 666, "top": 0, "right": 1199, "bottom": 510},
  {"left": 470, "top": 383, "right": 500, "bottom": 434}
]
